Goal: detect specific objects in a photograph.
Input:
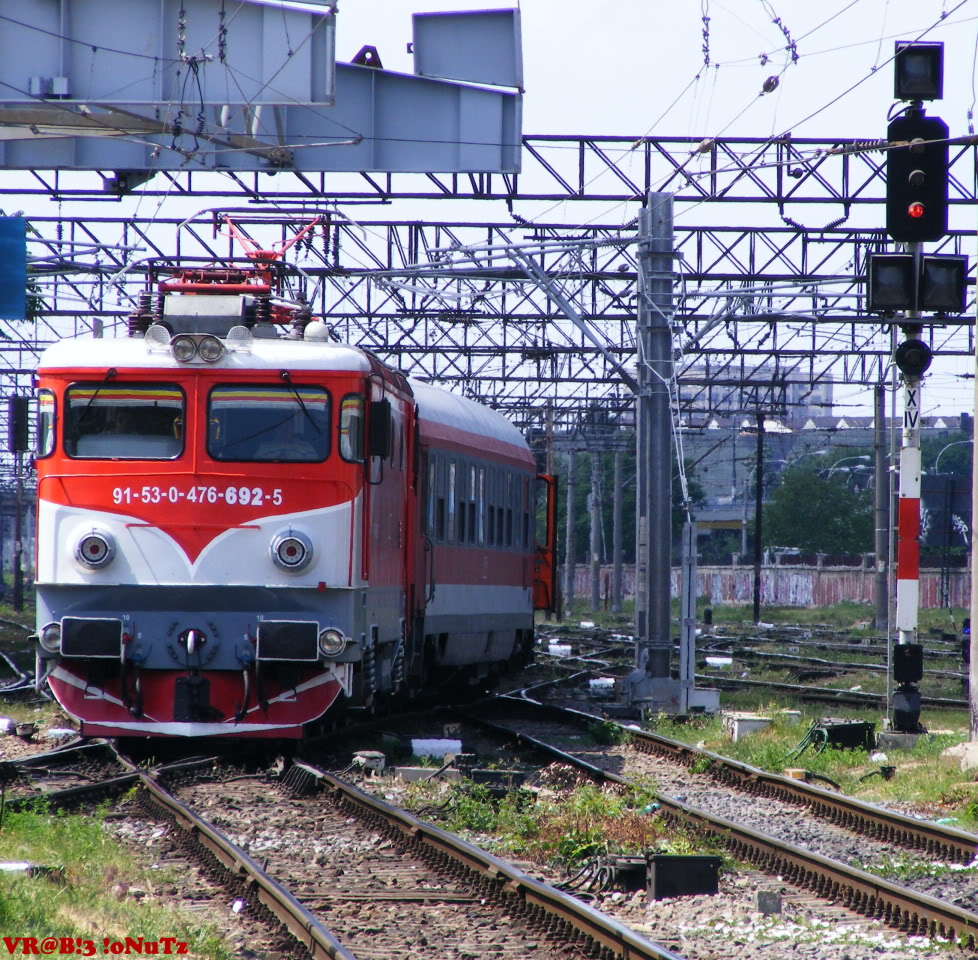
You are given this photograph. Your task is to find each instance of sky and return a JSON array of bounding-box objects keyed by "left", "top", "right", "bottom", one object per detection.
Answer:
[
  {"left": 338, "top": 1, "right": 978, "bottom": 143},
  {"left": 329, "top": 1, "right": 978, "bottom": 419},
  {"left": 13, "top": 1, "right": 978, "bottom": 419},
  {"left": 240, "top": 0, "right": 978, "bottom": 213}
]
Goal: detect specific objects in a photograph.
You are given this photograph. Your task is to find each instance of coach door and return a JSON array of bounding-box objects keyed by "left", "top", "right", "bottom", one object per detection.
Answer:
[{"left": 533, "top": 473, "right": 557, "bottom": 614}]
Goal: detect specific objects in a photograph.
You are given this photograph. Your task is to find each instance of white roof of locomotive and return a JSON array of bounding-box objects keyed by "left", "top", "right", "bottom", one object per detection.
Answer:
[
  {"left": 37, "top": 333, "right": 529, "bottom": 452},
  {"left": 37, "top": 333, "right": 374, "bottom": 372}
]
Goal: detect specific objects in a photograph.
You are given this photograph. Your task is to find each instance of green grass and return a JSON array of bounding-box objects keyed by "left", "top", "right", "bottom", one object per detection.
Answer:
[
  {"left": 547, "top": 599, "right": 970, "bottom": 636},
  {"left": 650, "top": 706, "right": 978, "bottom": 829},
  {"left": 0, "top": 802, "right": 232, "bottom": 957},
  {"left": 401, "top": 778, "right": 722, "bottom": 869}
]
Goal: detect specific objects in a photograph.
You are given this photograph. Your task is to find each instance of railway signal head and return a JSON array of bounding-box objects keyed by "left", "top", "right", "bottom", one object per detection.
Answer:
[
  {"left": 894, "top": 41, "right": 944, "bottom": 101},
  {"left": 894, "top": 338, "right": 933, "bottom": 378},
  {"left": 867, "top": 252, "right": 968, "bottom": 316},
  {"left": 885, "top": 112, "right": 949, "bottom": 243}
]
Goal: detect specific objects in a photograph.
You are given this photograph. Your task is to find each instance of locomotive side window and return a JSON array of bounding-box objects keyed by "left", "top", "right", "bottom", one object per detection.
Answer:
[
  {"left": 36, "top": 390, "right": 55, "bottom": 459},
  {"left": 208, "top": 385, "right": 329, "bottom": 462},
  {"left": 338, "top": 394, "right": 365, "bottom": 462},
  {"left": 64, "top": 383, "right": 184, "bottom": 460}
]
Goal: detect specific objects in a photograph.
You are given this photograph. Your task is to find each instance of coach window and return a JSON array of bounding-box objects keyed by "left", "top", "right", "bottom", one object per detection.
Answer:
[
  {"left": 208, "top": 385, "right": 329, "bottom": 462},
  {"left": 64, "top": 383, "right": 184, "bottom": 459},
  {"left": 486, "top": 469, "right": 496, "bottom": 546},
  {"left": 457, "top": 460, "right": 467, "bottom": 543},
  {"left": 477, "top": 465, "right": 486, "bottom": 544},
  {"left": 36, "top": 390, "right": 55, "bottom": 459},
  {"left": 435, "top": 462, "right": 446, "bottom": 541},
  {"left": 338, "top": 394, "right": 365, "bottom": 461},
  {"left": 468, "top": 465, "right": 477, "bottom": 543},
  {"left": 447, "top": 460, "right": 457, "bottom": 542},
  {"left": 505, "top": 473, "right": 514, "bottom": 547},
  {"left": 496, "top": 470, "right": 505, "bottom": 546},
  {"left": 426, "top": 457, "right": 436, "bottom": 536}
]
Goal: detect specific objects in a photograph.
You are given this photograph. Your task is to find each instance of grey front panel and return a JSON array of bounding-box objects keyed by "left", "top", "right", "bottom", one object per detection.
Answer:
[{"left": 37, "top": 585, "right": 357, "bottom": 671}]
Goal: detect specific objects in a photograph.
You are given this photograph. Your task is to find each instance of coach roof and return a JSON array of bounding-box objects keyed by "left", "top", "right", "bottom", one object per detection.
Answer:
[{"left": 411, "top": 377, "right": 529, "bottom": 453}]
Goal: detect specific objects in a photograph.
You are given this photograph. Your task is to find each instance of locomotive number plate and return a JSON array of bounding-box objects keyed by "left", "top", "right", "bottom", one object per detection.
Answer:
[{"left": 112, "top": 484, "right": 285, "bottom": 507}]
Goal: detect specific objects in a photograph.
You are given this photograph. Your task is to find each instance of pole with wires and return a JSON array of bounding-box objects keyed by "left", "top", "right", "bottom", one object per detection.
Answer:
[{"left": 629, "top": 192, "right": 678, "bottom": 712}]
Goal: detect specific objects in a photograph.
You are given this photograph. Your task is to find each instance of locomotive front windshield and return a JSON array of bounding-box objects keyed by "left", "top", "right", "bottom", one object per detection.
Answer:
[
  {"left": 64, "top": 383, "right": 184, "bottom": 459},
  {"left": 207, "top": 384, "right": 330, "bottom": 462}
]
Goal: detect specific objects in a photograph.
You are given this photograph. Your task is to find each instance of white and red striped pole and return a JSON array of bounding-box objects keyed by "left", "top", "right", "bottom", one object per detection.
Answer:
[
  {"left": 895, "top": 377, "right": 921, "bottom": 640},
  {"left": 892, "top": 329, "right": 932, "bottom": 732}
]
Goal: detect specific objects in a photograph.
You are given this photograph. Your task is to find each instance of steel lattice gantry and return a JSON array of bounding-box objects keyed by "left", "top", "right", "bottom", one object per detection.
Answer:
[{"left": 2, "top": 134, "right": 976, "bottom": 436}]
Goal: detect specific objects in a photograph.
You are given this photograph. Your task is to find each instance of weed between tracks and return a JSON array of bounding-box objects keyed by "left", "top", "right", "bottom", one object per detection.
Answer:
[
  {"left": 0, "top": 802, "right": 231, "bottom": 957},
  {"left": 402, "top": 776, "right": 723, "bottom": 869}
]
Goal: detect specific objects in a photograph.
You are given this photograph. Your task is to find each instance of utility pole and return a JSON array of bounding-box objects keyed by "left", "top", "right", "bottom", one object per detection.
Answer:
[
  {"left": 590, "top": 453, "right": 601, "bottom": 610},
  {"left": 873, "top": 383, "right": 889, "bottom": 632},
  {"left": 618, "top": 193, "right": 719, "bottom": 717},
  {"left": 612, "top": 449, "right": 623, "bottom": 614},
  {"left": 968, "top": 133, "right": 978, "bottom": 748},
  {"left": 5, "top": 396, "right": 27, "bottom": 612},
  {"left": 12, "top": 451, "right": 22, "bottom": 613},
  {"left": 564, "top": 449, "right": 576, "bottom": 616},
  {"left": 628, "top": 191, "right": 680, "bottom": 712},
  {"left": 752, "top": 412, "right": 765, "bottom": 624}
]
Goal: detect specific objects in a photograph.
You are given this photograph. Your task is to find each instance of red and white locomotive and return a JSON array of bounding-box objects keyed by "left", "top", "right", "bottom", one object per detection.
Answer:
[{"left": 31, "top": 255, "right": 556, "bottom": 738}]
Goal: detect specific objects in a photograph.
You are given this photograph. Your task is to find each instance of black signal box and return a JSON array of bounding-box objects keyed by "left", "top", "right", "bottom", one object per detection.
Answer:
[
  {"left": 886, "top": 112, "right": 949, "bottom": 243},
  {"left": 894, "top": 643, "right": 924, "bottom": 684}
]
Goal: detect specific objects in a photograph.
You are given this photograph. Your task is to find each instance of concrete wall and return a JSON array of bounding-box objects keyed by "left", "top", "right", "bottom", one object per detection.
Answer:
[{"left": 566, "top": 563, "right": 970, "bottom": 610}]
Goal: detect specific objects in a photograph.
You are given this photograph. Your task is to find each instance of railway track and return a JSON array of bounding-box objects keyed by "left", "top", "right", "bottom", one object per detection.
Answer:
[
  {"left": 695, "top": 672, "right": 968, "bottom": 708},
  {"left": 453, "top": 695, "right": 978, "bottom": 948},
  {"left": 537, "top": 627, "right": 968, "bottom": 709},
  {"left": 726, "top": 648, "right": 965, "bottom": 680},
  {"left": 158, "top": 757, "right": 685, "bottom": 960},
  {"left": 4, "top": 742, "right": 685, "bottom": 960}
]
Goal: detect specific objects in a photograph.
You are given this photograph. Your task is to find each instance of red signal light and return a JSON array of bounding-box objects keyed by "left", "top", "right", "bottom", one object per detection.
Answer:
[{"left": 908, "top": 201, "right": 926, "bottom": 219}]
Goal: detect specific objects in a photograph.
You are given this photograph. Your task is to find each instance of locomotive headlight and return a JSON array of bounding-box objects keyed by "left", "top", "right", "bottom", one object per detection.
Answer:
[
  {"left": 197, "top": 336, "right": 225, "bottom": 363},
  {"left": 76, "top": 530, "right": 115, "bottom": 568},
  {"left": 39, "top": 622, "right": 61, "bottom": 653},
  {"left": 318, "top": 628, "right": 347, "bottom": 657},
  {"left": 171, "top": 335, "right": 198, "bottom": 362},
  {"left": 270, "top": 530, "right": 314, "bottom": 572}
]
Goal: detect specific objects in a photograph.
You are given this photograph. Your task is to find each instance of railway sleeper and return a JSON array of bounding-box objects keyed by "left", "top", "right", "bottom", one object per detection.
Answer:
[{"left": 136, "top": 789, "right": 314, "bottom": 960}]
